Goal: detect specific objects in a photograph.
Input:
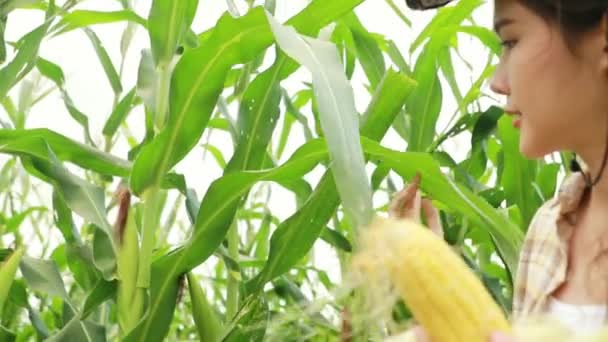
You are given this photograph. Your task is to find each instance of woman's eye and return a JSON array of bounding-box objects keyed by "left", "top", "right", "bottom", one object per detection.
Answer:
[{"left": 500, "top": 40, "right": 517, "bottom": 49}]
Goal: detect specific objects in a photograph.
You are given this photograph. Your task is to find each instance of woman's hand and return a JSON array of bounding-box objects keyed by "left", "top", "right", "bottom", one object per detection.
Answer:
[
  {"left": 388, "top": 173, "right": 443, "bottom": 237},
  {"left": 406, "top": 326, "right": 514, "bottom": 342},
  {"left": 489, "top": 332, "right": 515, "bottom": 342}
]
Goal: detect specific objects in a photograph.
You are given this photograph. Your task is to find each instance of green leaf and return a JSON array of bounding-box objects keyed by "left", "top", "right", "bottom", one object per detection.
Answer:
[
  {"left": 46, "top": 317, "right": 106, "bottom": 342},
  {"left": 84, "top": 28, "right": 123, "bottom": 95},
  {"left": 252, "top": 68, "right": 415, "bottom": 291},
  {"left": 457, "top": 25, "right": 501, "bottom": 55},
  {"left": 103, "top": 87, "right": 138, "bottom": 137},
  {"left": 4, "top": 206, "right": 46, "bottom": 233},
  {"left": 410, "top": 0, "right": 483, "bottom": 53},
  {"left": 535, "top": 163, "right": 560, "bottom": 202},
  {"left": 19, "top": 256, "right": 69, "bottom": 301},
  {"left": 222, "top": 295, "right": 268, "bottom": 342},
  {"left": 126, "top": 1, "right": 367, "bottom": 339},
  {"left": 135, "top": 49, "right": 157, "bottom": 112},
  {"left": 342, "top": 13, "right": 385, "bottom": 90},
  {"left": 267, "top": 10, "right": 374, "bottom": 228},
  {"left": 0, "top": 0, "right": 43, "bottom": 15},
  {"left": 0, "top": 129, "right": 131, "bottom": 177},
  {"left": 36, "top": 57, "right": 94, "bottom": 145},
  {"left": 8, "top": 279, "right": 28, "bottom": 307},
  {"left": 0, "top": 18, "right": 6, "bottom": 64},
  {"left": 331, "top": 21, "right": 357, "bottom": 80},
  {"left": 0, "top": 23, "right": 48, "bottom": 101},
  {"left": 201, "top": 143, "right": 226, "bottom": 168},
  {"left": 0, "top": 247, "right": 24, "bottom": 308},
  {"left": 54, "top": 9, "right": 147, "bottom": 35},
  {"left": 497, "top": 115, "right": 540, "bottom": 228},
  {"left": 407, "top": 36, "right": 443, "bottom": 152},
  {"left": 0, "top": 326, "right": 15, "bottom": 342},
  {"left": 92, "top": 227, "right": 116, "bottom": 281},
  {"left": 52, "top": 190, "right": 81, "bottom": 245},
  {"left": 82, "top": 279, "right": 117, "bottom": 319},
  {"left": 438, "top": 45, "right": 463, "bottom": 108},
  {"left": 130, "top": 7, "right": 274, "bottom": 195},
  {"left": 148, "top": 0, "right": 199, "bottom": 66},
  {"left": 320, "top": 227, "right": 352, "bottom": 252},
  {"left": 224, "top": 67, "right": 281, "bottom": 173},
  {"left": 65, "top": 245, "right": 99, "bottom": 291},
  {"left": 4, "top": 140, "right": 118, "bottom": 276},
  {"left": 187, "top": 273, "right": 222, "bottom": 342},
  {"left": 26, "top": 153, "right": 113, "bottom": 238}
]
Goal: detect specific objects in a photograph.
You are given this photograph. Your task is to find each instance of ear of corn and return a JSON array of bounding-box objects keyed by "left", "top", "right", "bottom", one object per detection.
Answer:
[
  {"left": 0, "top": 247, "right": 24, "bottom": 309},
  {"left": 356, "top": 216, "right": 510, "bottom": 342},
  {"left": 117, "top": 206, "right": 140, "bottom": 336},
  {"left": 187, "top": 272, "right": 222, "bottom": 342}
]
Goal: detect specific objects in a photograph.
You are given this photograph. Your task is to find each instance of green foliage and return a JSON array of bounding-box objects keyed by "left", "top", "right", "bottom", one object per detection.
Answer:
[{"left": 0, "top": 0, "right": 566, "bottom": 340}]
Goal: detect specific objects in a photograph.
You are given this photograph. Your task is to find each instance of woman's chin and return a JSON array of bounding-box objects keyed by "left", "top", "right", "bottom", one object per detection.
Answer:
[{"left": 519, "top": 137, "right": 548, "bottom": 159}]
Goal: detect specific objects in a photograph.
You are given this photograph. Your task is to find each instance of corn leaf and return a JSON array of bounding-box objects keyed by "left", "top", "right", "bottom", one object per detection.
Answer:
[
  {"left": 0, "top": 247, "right": 24, "bottom": 309},
  {"left": 497, "top": 115, "right": 541, "bottom": 228},
  {"left": 0, "top": 129, "right": 131, "bottom": 176},
  {"left": 84, "top": 28, "right": 122, "bottom": 95},
  {"left": 341, "top": 13, "right": 385, "bottom": 90},
  {"left": 148, "top": 0, "right": 199, "bottom": 66},
  {"left": 130, "top": 7, "right": 274, "bottom": 195},
  {"left": 36, "top": 58, "right": 95, "bottom": 145},
  {"left": 54, "top": 9, "right": 147, "bottom": 35},
  {"left": 103, "top": 87, "right": 138, "bottom": 138},
  {"left": 266, "top": 10, "right": 374, "bottom": 229},
  {"left": 0, "top": 22, "right": 48, "bottom": 101},
  {"left": 251, "top": 68, "right": 415, "bottom": 291}
]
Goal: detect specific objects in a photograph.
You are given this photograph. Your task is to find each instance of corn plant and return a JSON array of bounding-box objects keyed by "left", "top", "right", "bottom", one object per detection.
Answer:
[{"left": 0, "top": 0, "right": 570, "bottom": 340}]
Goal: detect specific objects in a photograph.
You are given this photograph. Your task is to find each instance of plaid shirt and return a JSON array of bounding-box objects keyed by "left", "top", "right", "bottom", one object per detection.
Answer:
[{"left": 512, "top": 171, "right": 589, "bottom": 320}]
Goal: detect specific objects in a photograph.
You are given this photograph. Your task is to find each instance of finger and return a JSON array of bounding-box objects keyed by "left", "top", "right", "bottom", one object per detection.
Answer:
[
  {"left": 422, "top": 198, "right": 443, "bottom": 237},
  {"left": 412, "top": 325, "right": 429, "bottom": 342},
  {"left": 402, "top": 190, "right": 422, "bottom": 222},
  {"left": 489, "top": 332, "right": 514, "bottom": 342},
  {"left": 389, "top": 175, "right": 421, "bottom": 218}
]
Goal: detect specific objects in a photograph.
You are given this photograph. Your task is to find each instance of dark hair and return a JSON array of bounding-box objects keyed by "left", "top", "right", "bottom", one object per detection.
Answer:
[{"left": 519, "top": 0, "right": 608, "bottom": 50}]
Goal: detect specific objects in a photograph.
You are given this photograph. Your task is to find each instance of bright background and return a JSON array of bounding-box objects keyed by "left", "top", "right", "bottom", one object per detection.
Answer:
[{"left": 2, "top": 0, "right": 500, "bottom": 295}]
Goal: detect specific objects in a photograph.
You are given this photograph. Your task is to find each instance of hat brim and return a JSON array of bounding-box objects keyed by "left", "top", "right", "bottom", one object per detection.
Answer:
[{"left": 405, "top": 0, "right": 456, "bottom": 10}]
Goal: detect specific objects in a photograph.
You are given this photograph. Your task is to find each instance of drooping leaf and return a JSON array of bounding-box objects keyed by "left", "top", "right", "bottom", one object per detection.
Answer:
[
  {"left": 267, "top": 10, "right": 374, "bottom": 229},
  {"left": 54, "top": 9, "right": 147, "bottom": 35},
  {"left": 19, "top": 256, "right": 69, "bottom": 302},
  {"left": 0, "top": 22, "right": 48, "bottom": 101},
  {"left": 36, "top": 57, "right": 94, "bottom": 145},
  {"left": 84, "top": 28, "right": 123, "bottom": 95},
  {"left": 46, "top": 316, "right": 106, "bottom": 342},
  {"left": 0, "top": 129, "right": 131, "bottom": 177}
]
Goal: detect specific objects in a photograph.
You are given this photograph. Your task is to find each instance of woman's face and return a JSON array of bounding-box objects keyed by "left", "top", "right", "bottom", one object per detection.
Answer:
[{"left": 490, "top": 0, "right": 608, "bottom": 158}]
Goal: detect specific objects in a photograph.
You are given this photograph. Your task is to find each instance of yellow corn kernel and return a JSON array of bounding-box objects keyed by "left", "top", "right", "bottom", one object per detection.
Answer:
[{"left": 358, "top": 216, "right": 510, "bottom": 342}]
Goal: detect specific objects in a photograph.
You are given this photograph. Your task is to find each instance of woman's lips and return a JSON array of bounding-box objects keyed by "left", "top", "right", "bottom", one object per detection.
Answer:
[
  {"left": 512, "top": 115, "right": 522, "bottom": 128},
  {"left": 505, "top": 109, "right": 522, "bottom": 129}
]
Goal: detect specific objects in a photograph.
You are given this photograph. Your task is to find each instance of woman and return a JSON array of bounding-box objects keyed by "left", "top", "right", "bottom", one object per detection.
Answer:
[{"left": 390, "top": 0, "right": 608, "bottom": 340}]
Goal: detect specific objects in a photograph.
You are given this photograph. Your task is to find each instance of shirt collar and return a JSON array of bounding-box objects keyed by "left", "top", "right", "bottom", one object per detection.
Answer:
[{"left": 556, "top": 171, "right": 588, "bottom": 220}]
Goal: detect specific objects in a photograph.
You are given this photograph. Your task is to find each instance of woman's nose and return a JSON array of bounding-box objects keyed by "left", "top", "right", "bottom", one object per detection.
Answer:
[{"left": 489, "top": 65, "right": 510, "bottom": 96}]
